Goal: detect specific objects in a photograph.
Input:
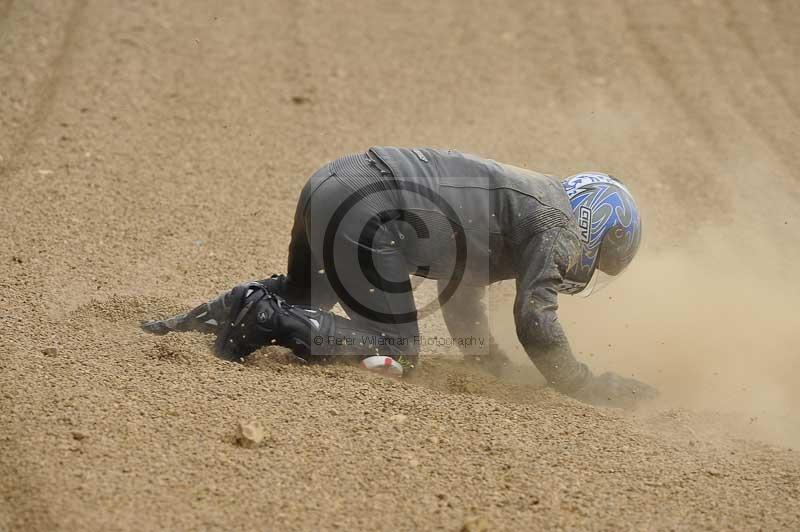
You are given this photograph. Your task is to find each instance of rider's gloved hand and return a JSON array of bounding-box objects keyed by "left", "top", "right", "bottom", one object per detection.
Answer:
[{"left": 570, "top": 371, "right": 659, "bottom": 409}]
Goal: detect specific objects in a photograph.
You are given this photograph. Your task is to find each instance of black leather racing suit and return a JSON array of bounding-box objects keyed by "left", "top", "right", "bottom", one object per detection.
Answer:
[{"left": 279, "top": 147, "right": 589, "bottom": 393}]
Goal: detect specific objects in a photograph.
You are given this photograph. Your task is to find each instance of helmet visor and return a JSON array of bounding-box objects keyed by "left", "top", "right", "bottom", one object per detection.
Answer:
[
  {"left": 574, "top": 265, "right": 627, "bottom": 297},
  {"left": 573, "top": 222, "right": 641, "bottom": 297}
]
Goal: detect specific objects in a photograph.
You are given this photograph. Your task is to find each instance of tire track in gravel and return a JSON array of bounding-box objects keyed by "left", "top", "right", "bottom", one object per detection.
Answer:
[
  {"left": 620, "top": 1, "right": 724, "bottom": 161},
  {"left": 0, "top": 0, "right": 14, "bottom": 25},
  {"left": 721, "top": 0, "right": 800, "bottom": 123},
  {"left": 0, "top": 0, "right": 87, "bottom": 180},
  {"left": 685, "top": 0, "right": 797, "bottom": 172}
]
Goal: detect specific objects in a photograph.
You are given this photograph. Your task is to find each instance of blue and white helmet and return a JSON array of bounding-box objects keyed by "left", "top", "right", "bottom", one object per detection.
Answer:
[{"left": 559, "top": 172, "right": 642, "bottom": 295}]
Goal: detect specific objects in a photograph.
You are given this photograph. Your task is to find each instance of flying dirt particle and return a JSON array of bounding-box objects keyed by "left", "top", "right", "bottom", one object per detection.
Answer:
[
  {"left": 72, "top": 431, "right": 88, "bottom": 441},
  {"left": 42, "top": 347, "right": 58, "bottom": 357},
  {"left": 236, "top": 420, "right": 265, "bottom": 449},
  {"left": 291, "top": 95, "right": 311, "bottom": 105},
  {"left": 461, "top": 515, "right": 489, "bottom": 532}
]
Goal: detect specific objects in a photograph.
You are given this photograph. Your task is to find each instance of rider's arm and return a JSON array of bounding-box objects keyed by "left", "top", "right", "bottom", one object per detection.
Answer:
[{"left": 512, "top": 228, "right": 591, "bottom": 392}]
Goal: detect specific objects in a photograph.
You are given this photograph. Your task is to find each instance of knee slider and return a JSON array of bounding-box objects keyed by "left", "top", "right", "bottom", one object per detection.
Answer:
[
  {"left": 257, "top": 274, "right": 289, "bottom": 297},
  {"left": 214, "top": 283, "right": 337, "bottom": 361}
]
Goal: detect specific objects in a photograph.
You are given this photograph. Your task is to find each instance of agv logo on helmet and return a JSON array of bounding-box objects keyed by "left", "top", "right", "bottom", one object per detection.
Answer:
[{"left": 577, "top": 205, "right": 592, "bottom": 243}]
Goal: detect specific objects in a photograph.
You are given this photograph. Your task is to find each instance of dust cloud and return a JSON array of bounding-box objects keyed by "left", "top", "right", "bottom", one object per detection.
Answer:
[{"left": 489, "top": 222, "right": 800, "bottom": 446}]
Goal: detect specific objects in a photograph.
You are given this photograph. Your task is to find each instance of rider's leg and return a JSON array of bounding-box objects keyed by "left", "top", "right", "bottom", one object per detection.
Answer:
[{"left": 211, "top": 283, "right": 413, "bottom": 363}]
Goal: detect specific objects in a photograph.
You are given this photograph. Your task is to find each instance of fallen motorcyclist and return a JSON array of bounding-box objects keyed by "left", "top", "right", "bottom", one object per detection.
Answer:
[{"left": 142, "top": 147, "right": 657, "bottom": 408}]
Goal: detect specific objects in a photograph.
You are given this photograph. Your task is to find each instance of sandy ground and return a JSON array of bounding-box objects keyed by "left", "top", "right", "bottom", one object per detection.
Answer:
[{"left": 1, "top": 0, "right": 799, "bottom": 530}]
